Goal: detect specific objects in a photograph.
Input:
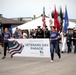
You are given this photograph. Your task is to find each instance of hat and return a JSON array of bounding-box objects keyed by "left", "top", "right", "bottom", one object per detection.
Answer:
[
  {"left": 67, "top": 28, "right": 71, "bottom": 30},
  {"left": 50, "top": 25, "right": 55, "bottom": 28},
  {"left": 73, "top": 25, "right": 76, "bottom": 30},
  {"left": 37, "top": 26, "right": 41, "bottom": 28},
  {"left": 73, "top": 29, "right": 76, "bottom": 30},
  {"left": 45, "top": 26, "right": 47, "bottom": 28},
  {"left": 73, "top": 27, "right": 76, "bottom": 30}
]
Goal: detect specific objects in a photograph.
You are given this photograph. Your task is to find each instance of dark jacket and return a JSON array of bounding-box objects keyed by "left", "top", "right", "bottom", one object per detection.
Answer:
[
  {"left": 73, "top": 31, "right": 76, "bottom": 42},
  {"left": 36, "top": 29, "right": 44, "bottom": 38}
]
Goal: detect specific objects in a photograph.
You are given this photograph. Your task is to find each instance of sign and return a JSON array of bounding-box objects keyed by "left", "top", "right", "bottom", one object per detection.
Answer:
[{"left": 9, "top": 39, "right": 50, "bottom": 58}]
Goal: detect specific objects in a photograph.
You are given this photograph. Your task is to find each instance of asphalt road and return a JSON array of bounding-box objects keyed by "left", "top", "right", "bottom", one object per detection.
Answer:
[{"left": 0, "top": 50, "right": 76, "bottom": 75}]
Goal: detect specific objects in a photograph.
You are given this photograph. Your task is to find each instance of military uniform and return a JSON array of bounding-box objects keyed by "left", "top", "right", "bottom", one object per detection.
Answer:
[
  {"left": 44, "top": 29, "right": 50, "bottom": 38},
  {"left": 36, "top": 29, "right": 44, "bottom": 38},
  {"left": 36, "top": 26, "right": 44, "bottom": 38},
  {"left": 66, "top": 29, "right": 73, "bottom": 53},
  {"left": 72, "top": 29, "right": 76, "bottom": 53}
]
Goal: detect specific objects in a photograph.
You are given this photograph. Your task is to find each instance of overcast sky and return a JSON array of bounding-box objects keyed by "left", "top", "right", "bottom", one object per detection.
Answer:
[{"left": 0, "top": 0, "right": 76, "bottom": 19}]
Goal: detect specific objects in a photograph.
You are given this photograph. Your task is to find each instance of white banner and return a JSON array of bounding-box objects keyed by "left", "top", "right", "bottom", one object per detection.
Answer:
[{"left": 9, "top": 39, "right": 50, "bottom": 58}]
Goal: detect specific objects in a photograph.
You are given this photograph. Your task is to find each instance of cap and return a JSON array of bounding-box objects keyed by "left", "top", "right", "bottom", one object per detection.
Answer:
[
  {"left": 67, "top": 28, "right": 71, "bottom": 30},
  {"left": 50, "top": 25, "right": 55, "bottom": 28},
  {"left": 37, "top": 26, "right": 41, "bottom": 28},
  {"left": 73, "top": 25, "right": 76, "bottom": 30},
  {"left": 45, "top": 26, "right": 47, "bottom": 28},
  {"left": 73, "top": 27, "right": 76, "bottom": 30},
  {"left": 74, "top": 29, "right": 76, "bottom": 31}
]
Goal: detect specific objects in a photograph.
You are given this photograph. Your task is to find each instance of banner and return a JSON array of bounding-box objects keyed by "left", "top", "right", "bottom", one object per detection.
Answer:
[{"left": 9, "top": 39, "right": 50, "bottom": 58}]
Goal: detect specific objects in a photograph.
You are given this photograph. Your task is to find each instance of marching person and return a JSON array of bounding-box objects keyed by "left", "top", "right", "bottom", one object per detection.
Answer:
[
  {"left": 50, "top": 26, "right": 61, "bottom": 62},
  {"left": 2, "top": 28, "right": 11, "bottom": 59},
  {"left": 72, "top": 28, "right": 76, "bottom": 54},
  {"left": 66, "top": 28, "right": 73, "bottom": 53},
  {"left": 61, "top": 30, "right": 67, "bottom": 53}
]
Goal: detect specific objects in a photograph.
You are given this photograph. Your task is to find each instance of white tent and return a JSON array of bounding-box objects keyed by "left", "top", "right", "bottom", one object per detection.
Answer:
[
  {"left": 67, "top": 22, "right": 76, "bottom": 28},
  {"left": 13, "top": 17, "right": 53, "bottom": 31},
  {"left": 13, "top": 17, "right": 76, "bottom": 32}
]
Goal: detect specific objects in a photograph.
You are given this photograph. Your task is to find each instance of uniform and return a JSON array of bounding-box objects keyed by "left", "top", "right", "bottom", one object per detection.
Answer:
[
  {"left": 36, "top": 26, "right": 44, "bottom": 38},
  {"left": 44, "top": 29, "right": 50, "bottom": 38},
  {"left": 66, "top": 31, "right": 72, "bottom": 53}
]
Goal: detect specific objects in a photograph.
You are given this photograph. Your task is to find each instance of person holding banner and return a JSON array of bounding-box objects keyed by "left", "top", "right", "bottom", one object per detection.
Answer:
[
  {"left": 50, "top": 26, "right": 61, "bottom": 62},
  {"left": 2, "top": 28, "right": 11, "bottom": 59}
]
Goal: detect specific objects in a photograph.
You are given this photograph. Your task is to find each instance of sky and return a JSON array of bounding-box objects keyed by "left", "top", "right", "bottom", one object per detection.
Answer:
[{"left": 0, "top": 0, "right": 76, "bottom": 19}]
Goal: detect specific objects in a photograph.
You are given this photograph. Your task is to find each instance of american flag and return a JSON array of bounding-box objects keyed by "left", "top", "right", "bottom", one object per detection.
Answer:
[
  {"left": 9, "top": 40, "right": 24, "bottom": 56},
  {"left": 42, "top": 7, "right": 46, "bottom": 29}
]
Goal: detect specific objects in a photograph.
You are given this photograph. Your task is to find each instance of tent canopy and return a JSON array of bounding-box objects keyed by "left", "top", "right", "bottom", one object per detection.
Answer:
[
  {"left": 13, "top": 17, "right": 52, "bottom": 30},
  {"left": 13, "top": 17, "right": 76, "bottom": 32}
]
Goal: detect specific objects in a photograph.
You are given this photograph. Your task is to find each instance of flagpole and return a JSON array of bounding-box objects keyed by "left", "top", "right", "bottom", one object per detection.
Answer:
[
  {"left": 42, "top": 7, "right": 46, "bottom": 30},
  {"left": 64, "top": 5, "right": 69, "bottom": 32},
  {"left": 49, "top": 7, "right": 53, "bottom": 29}
]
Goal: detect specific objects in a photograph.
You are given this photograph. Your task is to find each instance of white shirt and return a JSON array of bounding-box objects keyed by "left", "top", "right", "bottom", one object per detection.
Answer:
[{"left": 23, "top": 33, "right": 27, "bottom": 38}]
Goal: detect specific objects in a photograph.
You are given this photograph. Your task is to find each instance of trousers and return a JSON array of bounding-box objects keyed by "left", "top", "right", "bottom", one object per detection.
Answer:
[
  {"left": 4, "top": 42, "right": 9, "bottom": 56},
  {"left": 50, "top": 41, "right": 61, "bottom": 60}
]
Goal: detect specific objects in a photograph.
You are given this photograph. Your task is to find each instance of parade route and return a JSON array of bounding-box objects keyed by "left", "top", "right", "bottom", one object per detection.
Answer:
[{"left": 0, "top": 52, "right": 76, "bottom": 75}]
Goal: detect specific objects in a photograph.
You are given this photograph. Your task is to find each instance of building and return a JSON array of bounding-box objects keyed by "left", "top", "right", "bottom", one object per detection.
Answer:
[{"left": 0, "top": 15, "right": 25, "bottom": 29}]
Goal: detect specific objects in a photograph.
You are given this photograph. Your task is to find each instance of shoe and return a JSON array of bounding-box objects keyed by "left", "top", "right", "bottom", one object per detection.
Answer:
[
  {"left": 2, "top": 56, "right": 6, "bottom": 59},
  {"left": 50, "top": 60, "right": 53, "bottom": 63},
  {"left": 0, "top": 52, "right": 1, "bottom": 54},
  {"left": 61, "top": 51, "right": 64, "bottom": 53},
  {"left": 64, "top": 51, "right": 66, "bottom": 53},
  {"left": 59, "top": 56, "right": 61, "bottom": 59},
  {"left": 11, "top": 55, "right": 13, "bottom": 58}
]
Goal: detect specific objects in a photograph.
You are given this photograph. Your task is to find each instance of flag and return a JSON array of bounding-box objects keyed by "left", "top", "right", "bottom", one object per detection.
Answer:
[
  {"left": 54, "top": 7, "right": 60, "bottom": 31},
  {"left": 9, "top": 40, "right": 24, "bottom": 56},
  {"left": 60, "top": 6, "right": 63, "bottom": 27},
  {"left": 59, "top": 6, "right": 63, "bottom": 32},
  {"left": 49, "top": 8, "right": 53, "bottom": 26},
  {"left": 63, "top": 6, "right": 69, "bottom": 32},
  {"left": 42, "top": 7, "right": 46, "bottom": 29}
]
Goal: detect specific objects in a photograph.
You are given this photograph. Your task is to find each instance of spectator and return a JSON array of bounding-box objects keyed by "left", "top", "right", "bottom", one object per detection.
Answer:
[
  {"left": 73, "top": 28, "right": 76, "bottom": 54},
  {"left": 18, "top": 29, "right": 23, "bottom": 38},
  {"left": 66, "top": 28, "right": 73, "bottom": 53},
  {"left": 14, "top": 27, "right": 19, "bottom": 38},
  {"left": 23, "top": 30, "right": 27, "bottom": 38},
  {"left": 30, "top": 29, "right": 36, "bottom": 38}
]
